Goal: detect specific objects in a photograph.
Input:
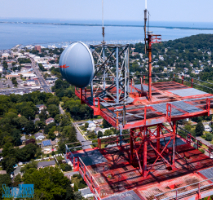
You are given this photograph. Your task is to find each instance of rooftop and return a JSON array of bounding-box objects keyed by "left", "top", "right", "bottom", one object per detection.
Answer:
[
  {"left": 37, "top": 160, "right": 56, "bottom": 168},
  {"left": 42, "top": 140, "right": 52, "bottom": 147}
]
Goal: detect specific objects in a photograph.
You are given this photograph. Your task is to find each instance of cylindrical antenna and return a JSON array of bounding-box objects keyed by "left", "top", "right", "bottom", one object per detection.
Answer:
[
  {"left": 144, "top": 0, "right": 147, "bottom": 54},
  {"left": 102, "top": 0, "right": 105, "bottom": 44}
]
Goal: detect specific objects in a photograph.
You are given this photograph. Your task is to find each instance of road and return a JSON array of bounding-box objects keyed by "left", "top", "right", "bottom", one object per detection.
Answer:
[
  {"left": 30, "top": 58, "right": 52, "bottom": 93},
  {"left": 59, "top": 103, "right": 92, "bottom": 149},
  {"left": 59, "top": 104, "right": 65, "bottom": 115},
  {"left": 73, "top": 122, "right": 92, "bottom": 149}
]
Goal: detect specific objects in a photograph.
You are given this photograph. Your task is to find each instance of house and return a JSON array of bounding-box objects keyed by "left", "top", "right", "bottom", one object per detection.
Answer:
[
  {"left": 13, "top": 166, "right": 22, "bottom": 177},
  {"left": 35, "top": 132, "right": 45, "bottom": 140},
  {"left": 37, "top": 160, "right": 56, "bottom": 169},
  {"left": 45, "top": 118, "right": 54, "bottom": 125},
  {"left": 159, "top": 55, "right": 164, "bottom": 61},
  {"left": 42, "top": 140, "right": 52, "bottom": 148},
  {"left": 36, "top": 104, "right": 46, "bottom": 113},
  {"left": 204, "top": 125, "right": 212, "bottom": 132},
  {"left": 87, "top": 121, "right": 96, "bottom": 128},
  {"left": 94, "top": 127, "right": 102, "bottom": 134},
  {"left": 79, "top": 187, "right": 94, "bottom": 199},
  {"left": 41, "top": 140, "right": 53, "bottom": 153},
  {"left": 20, "top": 135, "right": 26, "bottom": 144},
  {"left": 2, "top": 53, "right": 9, "bottom": 58}
]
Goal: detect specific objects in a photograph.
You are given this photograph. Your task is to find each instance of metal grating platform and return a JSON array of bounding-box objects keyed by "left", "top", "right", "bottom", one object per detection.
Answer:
[
  {"left": 152, "top": 101, "right": 202, "bottom": 116},
  {"left": 135, "top": 84, "right": 154, "bottom": 92},
  {"left": 160, "top": 137, "right": 186, "bottom": 148},
  {"left": 172, "top": 101, "right": 202, "bottom": 113},
  {"left": 199, "top": 167, "right": 213, "bottom": 180},
  {"left": 169, "top": 88, "right": 207, "bottom": 97},
  {"left": 74, "top": 149, "right": 107, "bottom": 166},
  {"left": 102, "top": 190, "right": 141, "bottom": 200},
  {"left": 152, "top": 103, "right": 183, "bottom": 116}
]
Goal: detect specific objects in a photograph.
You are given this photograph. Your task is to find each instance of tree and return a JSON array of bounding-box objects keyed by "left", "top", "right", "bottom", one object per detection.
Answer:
[
  {"left": 54, "top": 114, "right": 61, "bottom": 124},
  {"left": 3, "top": 61, "right": 8, "bottom": 70},
  {"left": 11, "top": 77, "right": 18, "bottom": 87},
  {"left": 44, "top": 122, "right": 56, "bottom": 134},
  {"left": 48, "top": 126, "right": 56, "bottom": 140},
  {"left": 39, "top": 109, "right": 48, "bottom": 121},
  {"left": 1, "top": 156, "right": 17, "bottom": 174},
  {"left": 23, "top": 167, "right": 73, "bottom": 200},
  {"left": 0, "top": 174, "right": 12, "bottom": 199},
  {"left": 206, "top": 133, "right": 213, "bottom": 141},
  {"left": 25, "top": 121, "right": 35, "bottom": 134},
  {"left": 21, "top": 106, "right": 36, "bottom": 120},
  {"left": 13, "top": 174, "right": 22, "bottom": 187},
  {"left": 103, "top": 119, "right": 112, "bottom": 128},
  {"left": 35, "top": 120, "right": 45, "bottom": 130},
  {"left": 84, "top": 123, "right": 89, "bottom": 129},
  {"left": 195, "top": 122, "right": 204, "bottom": 136},
  {"left": 98, "top": 131, "right": 103, "bottom": 138},
  {"left": 58, "top": 141, "right": 66, "bottom": 153},
  {"left": 48, "top": 104, "right": 59, "bottom": 117},
  {"left": 21, "top": 161, "right": 37, "bottom": 173},
  {"left": 16, "top": 143, "right": 37, "bottom": 162},
  {"left": 74, "top": 184, "right": 78, "bottom": 192}
]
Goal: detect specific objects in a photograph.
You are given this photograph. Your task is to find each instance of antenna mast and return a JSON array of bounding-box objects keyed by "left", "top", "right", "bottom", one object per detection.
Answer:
[
  {"left": 144, "top": 0, "right": 147, "bottom": 54},
  {"left": 102, "top": 0, "right": 105, "bottom": 44}
]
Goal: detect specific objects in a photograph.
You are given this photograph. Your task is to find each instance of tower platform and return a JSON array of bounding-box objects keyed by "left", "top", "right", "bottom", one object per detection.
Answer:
[
  {"left": 69, "top": 80, "right": 213, "bottom": 199},
  {"left": 67, "top": 138, "right": 213, "bottom": 200},
  {"left": 76, "top": 81, "right": 213, "bottom": 129}
]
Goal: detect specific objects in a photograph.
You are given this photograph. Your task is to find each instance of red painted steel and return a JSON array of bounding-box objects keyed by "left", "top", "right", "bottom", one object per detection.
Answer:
[{"left": 72, "top": 55, "right": 213, "bottom": 200}]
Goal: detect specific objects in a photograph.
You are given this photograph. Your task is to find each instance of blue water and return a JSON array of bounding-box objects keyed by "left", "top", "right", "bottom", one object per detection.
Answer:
[{"left": 1, "top": 19, "right": 213, "bottom": 50}]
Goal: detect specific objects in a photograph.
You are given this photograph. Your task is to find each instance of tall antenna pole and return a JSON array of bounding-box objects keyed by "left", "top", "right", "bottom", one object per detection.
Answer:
[
  {"left": 102, "top": 0, "right": 105, "bottom": 44},
  {"left": 144, "top": 0, "right": 147, "bottom": 54}
]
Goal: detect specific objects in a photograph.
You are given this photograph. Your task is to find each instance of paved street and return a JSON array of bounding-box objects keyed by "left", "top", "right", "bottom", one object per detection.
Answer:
[
  {"left": 30, "top": 58, "right": 52, "bottom": 93},
  {"left": 59, "top": 104, "right": 65, "bottom": 115},
  {"left": 59, "top": 103, "right": 92, "bottom": 149},
  {"left": 73, "top": 122, "right": 92, "bottom": 149}
]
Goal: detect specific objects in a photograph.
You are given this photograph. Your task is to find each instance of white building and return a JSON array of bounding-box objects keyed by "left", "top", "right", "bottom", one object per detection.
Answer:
[
  {"left": 204, "top": 125, "right": 212, "bottom": 132},
  {"left": 2, "top": 53, "right": 9, "bottom": 58}
]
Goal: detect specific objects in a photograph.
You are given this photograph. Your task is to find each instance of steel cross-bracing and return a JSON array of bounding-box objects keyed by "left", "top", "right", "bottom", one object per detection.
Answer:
[
  {"left": 129, "top": 122, "right": 177, "bottom": 177},
  {"left": 69, "top": 39, "right": 213, "bottom": 200},
  {"left": 89, "top": 44, "right": 130, "bottom": 106}
]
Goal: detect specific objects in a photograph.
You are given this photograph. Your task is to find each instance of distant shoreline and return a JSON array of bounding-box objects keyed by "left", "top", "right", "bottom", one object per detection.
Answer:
[{"left": 1, "top": 21, "right": 213, "bottom": 31}]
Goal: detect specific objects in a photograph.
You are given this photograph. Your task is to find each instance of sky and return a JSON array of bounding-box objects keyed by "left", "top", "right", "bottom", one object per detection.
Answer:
[{"left": 0, "top": 0, "right": 213, "bottom": 22}]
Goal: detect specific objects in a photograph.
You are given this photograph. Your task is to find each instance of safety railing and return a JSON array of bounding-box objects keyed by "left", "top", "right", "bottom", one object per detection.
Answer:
[
  {"left": 154, "top": 177, "right": 213, "bottom": 200},
  {"left": 78, "top": 157, "right": 101, "bottom": 200},
  {"left": 178, "top": 127, "right": 213, "bottom": 158}
]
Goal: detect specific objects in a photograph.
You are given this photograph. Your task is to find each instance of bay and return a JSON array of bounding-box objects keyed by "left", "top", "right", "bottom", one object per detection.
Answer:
[{"left": 1, "top": 19, "right": 213, "bottom": 50}]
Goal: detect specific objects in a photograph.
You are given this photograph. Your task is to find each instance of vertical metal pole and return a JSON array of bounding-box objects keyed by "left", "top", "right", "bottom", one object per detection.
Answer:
[
  {"left": 148, "top": 34, "right": 152, "bottom": 101},
  {"left": 124, "top": 49, "right": 128, "bottom": 99},
  {"left": 143, "top": 127, "right": 147, "bottom": 177},
  {"left": 130, "top": 129, "right": 134, "bottom": 163},
  {"left": 103, "top": 46, "right": 106, "bottom": 92},
  {"left": 157, "top": 124, "right": 160, "bottom": 153},
  {"left": 127, "top": 47, "right": 130, "bottom": 95},
  {"left": 172, "top": 121, "right": 176, "bottom": 169},
  {"left": 116, "top": 47, "right": 119, "bottom": 104},
  {"left": 119, "top": 125, "right": 122, "bottom": 146}
]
